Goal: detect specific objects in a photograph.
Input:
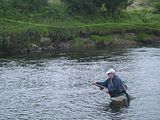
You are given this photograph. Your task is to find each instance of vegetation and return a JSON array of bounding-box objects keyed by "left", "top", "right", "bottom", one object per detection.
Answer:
[
  {"left": 62, "top": 0, "right": 133, "bottom": 16},
  {"left": 91, "top": 35, "right": 113, "bottom": 43},
  {"left": 135, "top": 32, "right": 153, "bottom": 43},
  {"left": 73, "top": 37, "right": 88, "bottom": 48},
  {"left": 0, "top": 0, "right": 48, "bottom": 14},
  {"left": 154, "top": 3, "right": 160, "bottom": 13},
  {"left": 0, "top": 0, "right": 160, "bottom": 55}
]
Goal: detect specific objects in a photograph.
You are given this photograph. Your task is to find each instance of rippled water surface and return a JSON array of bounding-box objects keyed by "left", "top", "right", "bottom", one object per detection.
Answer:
[{"left": 0, "top": 47, "right": 160, "bottom": 120}]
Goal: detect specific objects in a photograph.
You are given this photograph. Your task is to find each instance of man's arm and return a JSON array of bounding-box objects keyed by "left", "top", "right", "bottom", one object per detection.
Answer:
[{"left": 92, "top": 80, "right": 108, "bottom": 89}]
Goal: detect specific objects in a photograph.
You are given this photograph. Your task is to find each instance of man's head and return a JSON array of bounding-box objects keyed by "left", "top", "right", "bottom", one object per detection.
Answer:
[{"left": 106, "top": 69, "right": 116, "bottom": 80}]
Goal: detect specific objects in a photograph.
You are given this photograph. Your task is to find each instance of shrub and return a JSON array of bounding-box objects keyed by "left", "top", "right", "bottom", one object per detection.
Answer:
[
  {"left": 90, "top": 35, "right": 113, "bottom": 43},
  {"left": 62, "top": 0, "right": 131, "bottom": 16},
  {"left": 73, "top": 37, "right": 87, "bottom": 48},
  {"left": 62, "top": 0, "right": 98, "bottom": 15},
  {"left": 154, "top": 3, "right": 160, "bottom": 14},
  {"left": 49, "top": 29, "right": 76, "bottom": 42},
  {"left": 135, "top": 33, "right": 153, "bottom": 43}
]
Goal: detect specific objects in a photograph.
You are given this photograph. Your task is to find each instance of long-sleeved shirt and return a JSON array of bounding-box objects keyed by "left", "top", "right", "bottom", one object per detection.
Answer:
[{"left": 97, "top": 75, "right": 125, "bottom": 97}]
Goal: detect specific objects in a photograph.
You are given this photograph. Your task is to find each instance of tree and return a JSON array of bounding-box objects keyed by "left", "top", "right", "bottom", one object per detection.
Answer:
[
  {"left": 153, "top": 1, "right": 160, "bottom": 14},
  {"left": 10, "top": 0, "right": 48, "bottom": 12},
  {"left": 0, "top": 0, "right": 10, "bottom": 14},
  {"left": 103, "top": 0, "right": 129, "bottom": 16},
  {"left": 62, "top": 0, "right": 131, "bottom": 16},
  {"left": 62, "top": 0, "right": 99, "bottom": 15}
]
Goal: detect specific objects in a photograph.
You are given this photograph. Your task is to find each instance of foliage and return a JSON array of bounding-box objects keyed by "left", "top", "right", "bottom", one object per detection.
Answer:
[
  {"left": 135, "top": 32, "right": 153, "bottom": 43},
  {"left": 11, "top": 0, "right": 48, "bottom": 12},
  {"left": 103, "top": 0, "right": 132, "bottom": 16},
  {"left": 49, "top": 29, "right": 76, "bottom": 42},
  {"left": 0, "top": 27, "right": 40, "bottom": 53},
  {"left": 73, "top": 37, "right": 87, "bottom": 48},
  {"left": 0, "top": 0, "right": 51, "bottom": 17},
  {"left": 62, "top": 0, "right": 131, "bottom": 16},
  {"left": 154, "top": 2, "right": 160, "bottom": 14},
  {"left": 90, "top": 35, "right": 113, "bottom": 43},
  {"left": 61, "top": 0, "right": 98, "bottom": 15}
]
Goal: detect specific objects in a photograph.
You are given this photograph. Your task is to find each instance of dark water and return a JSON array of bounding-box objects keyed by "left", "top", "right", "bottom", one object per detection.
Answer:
[{"left": 0, "top": 47, "right": 160, "bottom": 120}]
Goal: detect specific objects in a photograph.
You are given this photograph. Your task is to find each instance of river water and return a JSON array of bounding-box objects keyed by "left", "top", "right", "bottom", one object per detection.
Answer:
[{"left": 0, "top": 47, "right": 160, "bottom": 120}]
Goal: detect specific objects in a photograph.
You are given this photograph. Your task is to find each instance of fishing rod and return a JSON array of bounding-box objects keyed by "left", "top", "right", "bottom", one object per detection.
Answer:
[{"left": 94, "top": 83, "right": 106, "bottom": 89}]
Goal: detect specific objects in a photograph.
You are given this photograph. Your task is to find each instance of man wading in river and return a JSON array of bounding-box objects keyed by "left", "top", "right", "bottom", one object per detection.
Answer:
[{"left": 92, "top": 69, "right": 129, "bottom": 104}]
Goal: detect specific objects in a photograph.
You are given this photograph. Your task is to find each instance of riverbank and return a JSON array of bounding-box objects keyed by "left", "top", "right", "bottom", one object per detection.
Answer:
[
  {"left": 1, "top": 18, "right": 160, "bottom": 56},
  {"left": 1, "top": 0, "right": 160, "bottom": 56},
  {"left": 0, "top": 31, "right": 160, "bottom": 56}
]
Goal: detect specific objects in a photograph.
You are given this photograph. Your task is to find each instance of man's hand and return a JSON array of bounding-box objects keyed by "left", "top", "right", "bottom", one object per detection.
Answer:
[
  {"left": 91, "top": 80, "right": 109, "bottom": 94},
  {"left": 103, "top": 88, "right": 108, "bottom": 93},
  {"left": 92, "top": 80, "right": 97, "bottom": 85}
]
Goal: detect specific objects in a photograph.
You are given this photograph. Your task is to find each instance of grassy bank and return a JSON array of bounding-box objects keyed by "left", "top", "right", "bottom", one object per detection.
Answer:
[{"left": 0, "top": 0, "right": 160, "bottom": 55}]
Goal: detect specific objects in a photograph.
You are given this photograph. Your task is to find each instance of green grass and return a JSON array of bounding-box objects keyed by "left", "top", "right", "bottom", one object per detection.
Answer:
[
  {"left": 1, "top": 1, "right": 160, "bottom": 32},
  {"left": 1, "top": 14, "right": 160, "bottom": 33}
]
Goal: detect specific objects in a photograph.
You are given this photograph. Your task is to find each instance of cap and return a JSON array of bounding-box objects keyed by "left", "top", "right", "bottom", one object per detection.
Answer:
[{"left": 106, "top": 69, "right": 116, "bottom": 74}]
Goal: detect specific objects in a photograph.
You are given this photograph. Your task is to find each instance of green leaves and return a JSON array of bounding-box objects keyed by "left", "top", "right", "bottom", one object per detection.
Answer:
[
  {"left": 62, "top": 0, "right": 98, "bottom": 15},
  {"left": 0, "top": 0, "right": 48, "bottom": 14},
  {"left": 104, "top": 0, "right": 129, "bottom": 16},
  {"left": 154, "top": 2, "right": 160, "bottom": 14},
  {"left": 62, "top": 0, "right": 131, "bottom": 16}
]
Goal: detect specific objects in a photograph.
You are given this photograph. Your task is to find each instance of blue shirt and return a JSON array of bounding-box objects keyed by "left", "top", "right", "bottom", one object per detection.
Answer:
[{"left": 97, "top": 75, "right": 125, "bottom": 97}]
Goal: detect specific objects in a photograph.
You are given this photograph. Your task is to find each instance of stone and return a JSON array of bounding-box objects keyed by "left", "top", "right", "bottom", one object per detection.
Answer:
[
  {"left": 29, "top": 43, "right": 41, "bottom": 52},
  {"left": 40, "top": 37, "right": 51, "bottom": 46}
]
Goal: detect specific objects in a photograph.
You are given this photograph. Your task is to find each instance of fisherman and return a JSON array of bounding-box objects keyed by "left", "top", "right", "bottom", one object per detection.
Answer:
[{"left": 92, "top": 69, "right": 129, "bottom": 103}]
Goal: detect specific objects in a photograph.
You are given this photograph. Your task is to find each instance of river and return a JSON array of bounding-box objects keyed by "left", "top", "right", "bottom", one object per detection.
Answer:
[{"left": 0, "top": 47, "right": 160, "bottom": 120}]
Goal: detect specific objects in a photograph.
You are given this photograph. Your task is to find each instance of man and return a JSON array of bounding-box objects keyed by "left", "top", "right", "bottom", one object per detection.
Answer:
[{"left": 92, "top": 69, "right": 128, "bottom": 102}]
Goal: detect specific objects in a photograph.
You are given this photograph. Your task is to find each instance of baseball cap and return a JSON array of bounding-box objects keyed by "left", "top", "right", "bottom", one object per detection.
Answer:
[{"left": 106, "top": 69, "right": 116, "bottom": 74}]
